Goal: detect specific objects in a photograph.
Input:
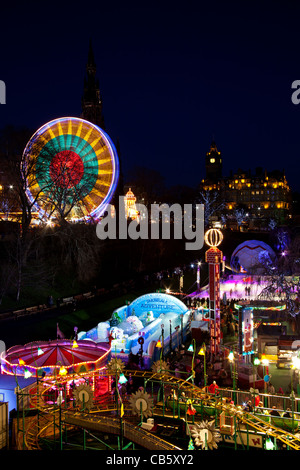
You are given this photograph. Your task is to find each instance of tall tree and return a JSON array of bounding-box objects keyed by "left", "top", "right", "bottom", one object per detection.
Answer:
[{"left": 198, "top": 190, "right": 225, "bottom": 228}]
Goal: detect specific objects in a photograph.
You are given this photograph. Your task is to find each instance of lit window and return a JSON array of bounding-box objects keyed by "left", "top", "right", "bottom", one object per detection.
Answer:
[{"left": 210, "top": 158, "right": 215, "bottom": 163}]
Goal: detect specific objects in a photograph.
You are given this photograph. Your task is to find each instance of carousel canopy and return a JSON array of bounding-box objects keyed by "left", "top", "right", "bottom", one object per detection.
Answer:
[{"left": 2, "top": 339, "right": 111, "bottom": 378}]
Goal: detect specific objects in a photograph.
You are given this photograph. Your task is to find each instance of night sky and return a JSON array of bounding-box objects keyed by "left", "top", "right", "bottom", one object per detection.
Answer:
[{"left": 1, "top": 0, "right": 300, "bottom": 192}]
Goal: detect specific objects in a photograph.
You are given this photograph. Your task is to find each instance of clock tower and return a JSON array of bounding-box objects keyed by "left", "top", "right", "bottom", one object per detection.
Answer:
[{"left": 205, "top": 141, "right": 222, "bottom": 181}]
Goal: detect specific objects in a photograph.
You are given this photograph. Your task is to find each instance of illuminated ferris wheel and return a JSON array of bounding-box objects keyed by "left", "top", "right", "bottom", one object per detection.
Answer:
[{"left": 22, "top": 117, "right": 119, "bottom": 222}]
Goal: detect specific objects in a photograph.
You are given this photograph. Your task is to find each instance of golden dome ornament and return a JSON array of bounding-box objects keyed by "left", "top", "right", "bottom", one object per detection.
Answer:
[{"left": 204, "top": 229, "right": 223, "bottom": 247}]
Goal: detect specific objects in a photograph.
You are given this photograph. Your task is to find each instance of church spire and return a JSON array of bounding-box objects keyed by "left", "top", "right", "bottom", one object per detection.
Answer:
[
  {"left": 81, "top": 40, "right": 105, "bottom": 129},
  {"left": 87, "top": 38, "right": 96, "bottom": 69}
]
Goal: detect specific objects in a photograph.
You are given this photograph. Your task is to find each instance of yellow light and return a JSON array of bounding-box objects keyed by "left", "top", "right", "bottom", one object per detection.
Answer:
[
  {"left": 228, "top": 351, "right": 234, "bottom": 362},
  {"left": 72, "top": 340, "right": 78, "bottom": 348},
  {"left": 156, "top": 340, "right": 162, "bottom": 348},
  {"left": 19, "top": 359, "right": 25, "bottom": 366},
  {"left": 59, "top": 366, "right": 67, "bottom": 376},
  {"left": 198, "top": 348, "right": 205, "bottom": 356}
]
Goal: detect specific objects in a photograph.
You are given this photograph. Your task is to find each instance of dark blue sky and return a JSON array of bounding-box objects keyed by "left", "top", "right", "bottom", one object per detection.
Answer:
[{"left": 1, "top": 0, "right": 300, "bottom": 191}]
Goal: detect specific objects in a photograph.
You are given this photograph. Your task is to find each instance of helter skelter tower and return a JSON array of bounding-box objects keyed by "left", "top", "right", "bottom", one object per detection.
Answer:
[{"left": 205, "top": 229, "right": 223, "bottom": 357}]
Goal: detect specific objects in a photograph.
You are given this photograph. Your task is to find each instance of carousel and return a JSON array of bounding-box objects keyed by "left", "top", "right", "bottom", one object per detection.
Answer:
[{"left": 1, "top": 339, "right": 112, "bottom": 403}]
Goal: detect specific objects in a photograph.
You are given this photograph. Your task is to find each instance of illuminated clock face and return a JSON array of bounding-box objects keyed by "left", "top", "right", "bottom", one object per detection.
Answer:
[{"left": 210, "top": 158, "right": 215, "bottom": 163}]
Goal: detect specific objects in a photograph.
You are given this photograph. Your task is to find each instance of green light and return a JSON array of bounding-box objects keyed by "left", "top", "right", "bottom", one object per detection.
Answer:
[
  {"left": 118, "top": 373, "right": 128, "bottom": 384},
  {"left": 265, "top": 437, "right": 275, "bottom": 450}
]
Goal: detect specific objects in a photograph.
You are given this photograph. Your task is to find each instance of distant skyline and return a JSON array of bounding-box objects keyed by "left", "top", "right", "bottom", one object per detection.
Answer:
[{"left": 1, "top": 1, "right": 300, "bottom": 192}]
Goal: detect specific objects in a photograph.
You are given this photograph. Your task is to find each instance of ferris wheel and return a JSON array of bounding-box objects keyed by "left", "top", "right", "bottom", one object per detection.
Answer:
[{"left": 22, "top": 117, "right": 119, "bottom": 222}]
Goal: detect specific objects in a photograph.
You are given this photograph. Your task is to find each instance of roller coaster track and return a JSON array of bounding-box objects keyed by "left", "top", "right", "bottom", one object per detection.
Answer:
[
  {"left": 61, "top": 410, "right": 182, "bottom": 450},
  {"left": 21, "top": 369, "right": 300, "bottom": 450},
  {"left": 233, "top": 409, "right": 300, "bottom": 450}
]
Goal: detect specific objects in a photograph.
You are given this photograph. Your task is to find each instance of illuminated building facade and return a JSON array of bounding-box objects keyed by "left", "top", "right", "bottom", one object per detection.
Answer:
[
  {"left": 200, "top": 141, "right": 292, "bottom": 228},
  {"left": 124, "top": 188, "right": 139, "bottom": 220}
]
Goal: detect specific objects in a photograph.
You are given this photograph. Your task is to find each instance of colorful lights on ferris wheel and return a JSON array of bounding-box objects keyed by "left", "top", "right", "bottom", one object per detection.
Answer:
[{"left": 22, "top": 117, "right": 119, "bottom": 223}]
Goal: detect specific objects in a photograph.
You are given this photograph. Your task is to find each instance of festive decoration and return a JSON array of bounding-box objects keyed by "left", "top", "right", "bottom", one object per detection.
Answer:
[
  {"left": 234, "top": 304, "right": 286, "bottom": 311},
  {"left": 129, "top": 390, "right": 153, "bottom": 419},
  {"left": 204, "top": 228, "right": 223, "bottom": 247},
  {"left": 118, "top": 373, "right": 128, "bottom": 384},
  {"left": 22, "top": 117, "right": 119, "bottom": 222},
  {"left": 24, "top": 368, "right": 32, "bottom": 379},
  {"left": 124, "top": 188, "right": 139, "bottom": 220},
  {"left": 58, "top": 366, "right": 67, "bottom": 376},
  {"left": 230, "top": 240, "right": 275, "bottom": 274},
  {"left": 73, "top": 383, "right": 94, "bottom": 411},
  {"left": 205, "top": 229, "right": 223, "bottom": 356},
  {"left": 78, "top": 292, "right": 190, "bottom": 355},
  {"left": 186, "top": 400, "right": 196, "bottom": 416},
  {"left": 106, "top": 357, "right": 125, "bottom": 377},
  {"left": 190, "top": 420, "right": 222, "bottom": 450},
  {"left": 188, "top": 438, "right": 195, "bottom": 450},
  {"left": 151, "top": 360, "right": 169, "bottom": 374}
]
